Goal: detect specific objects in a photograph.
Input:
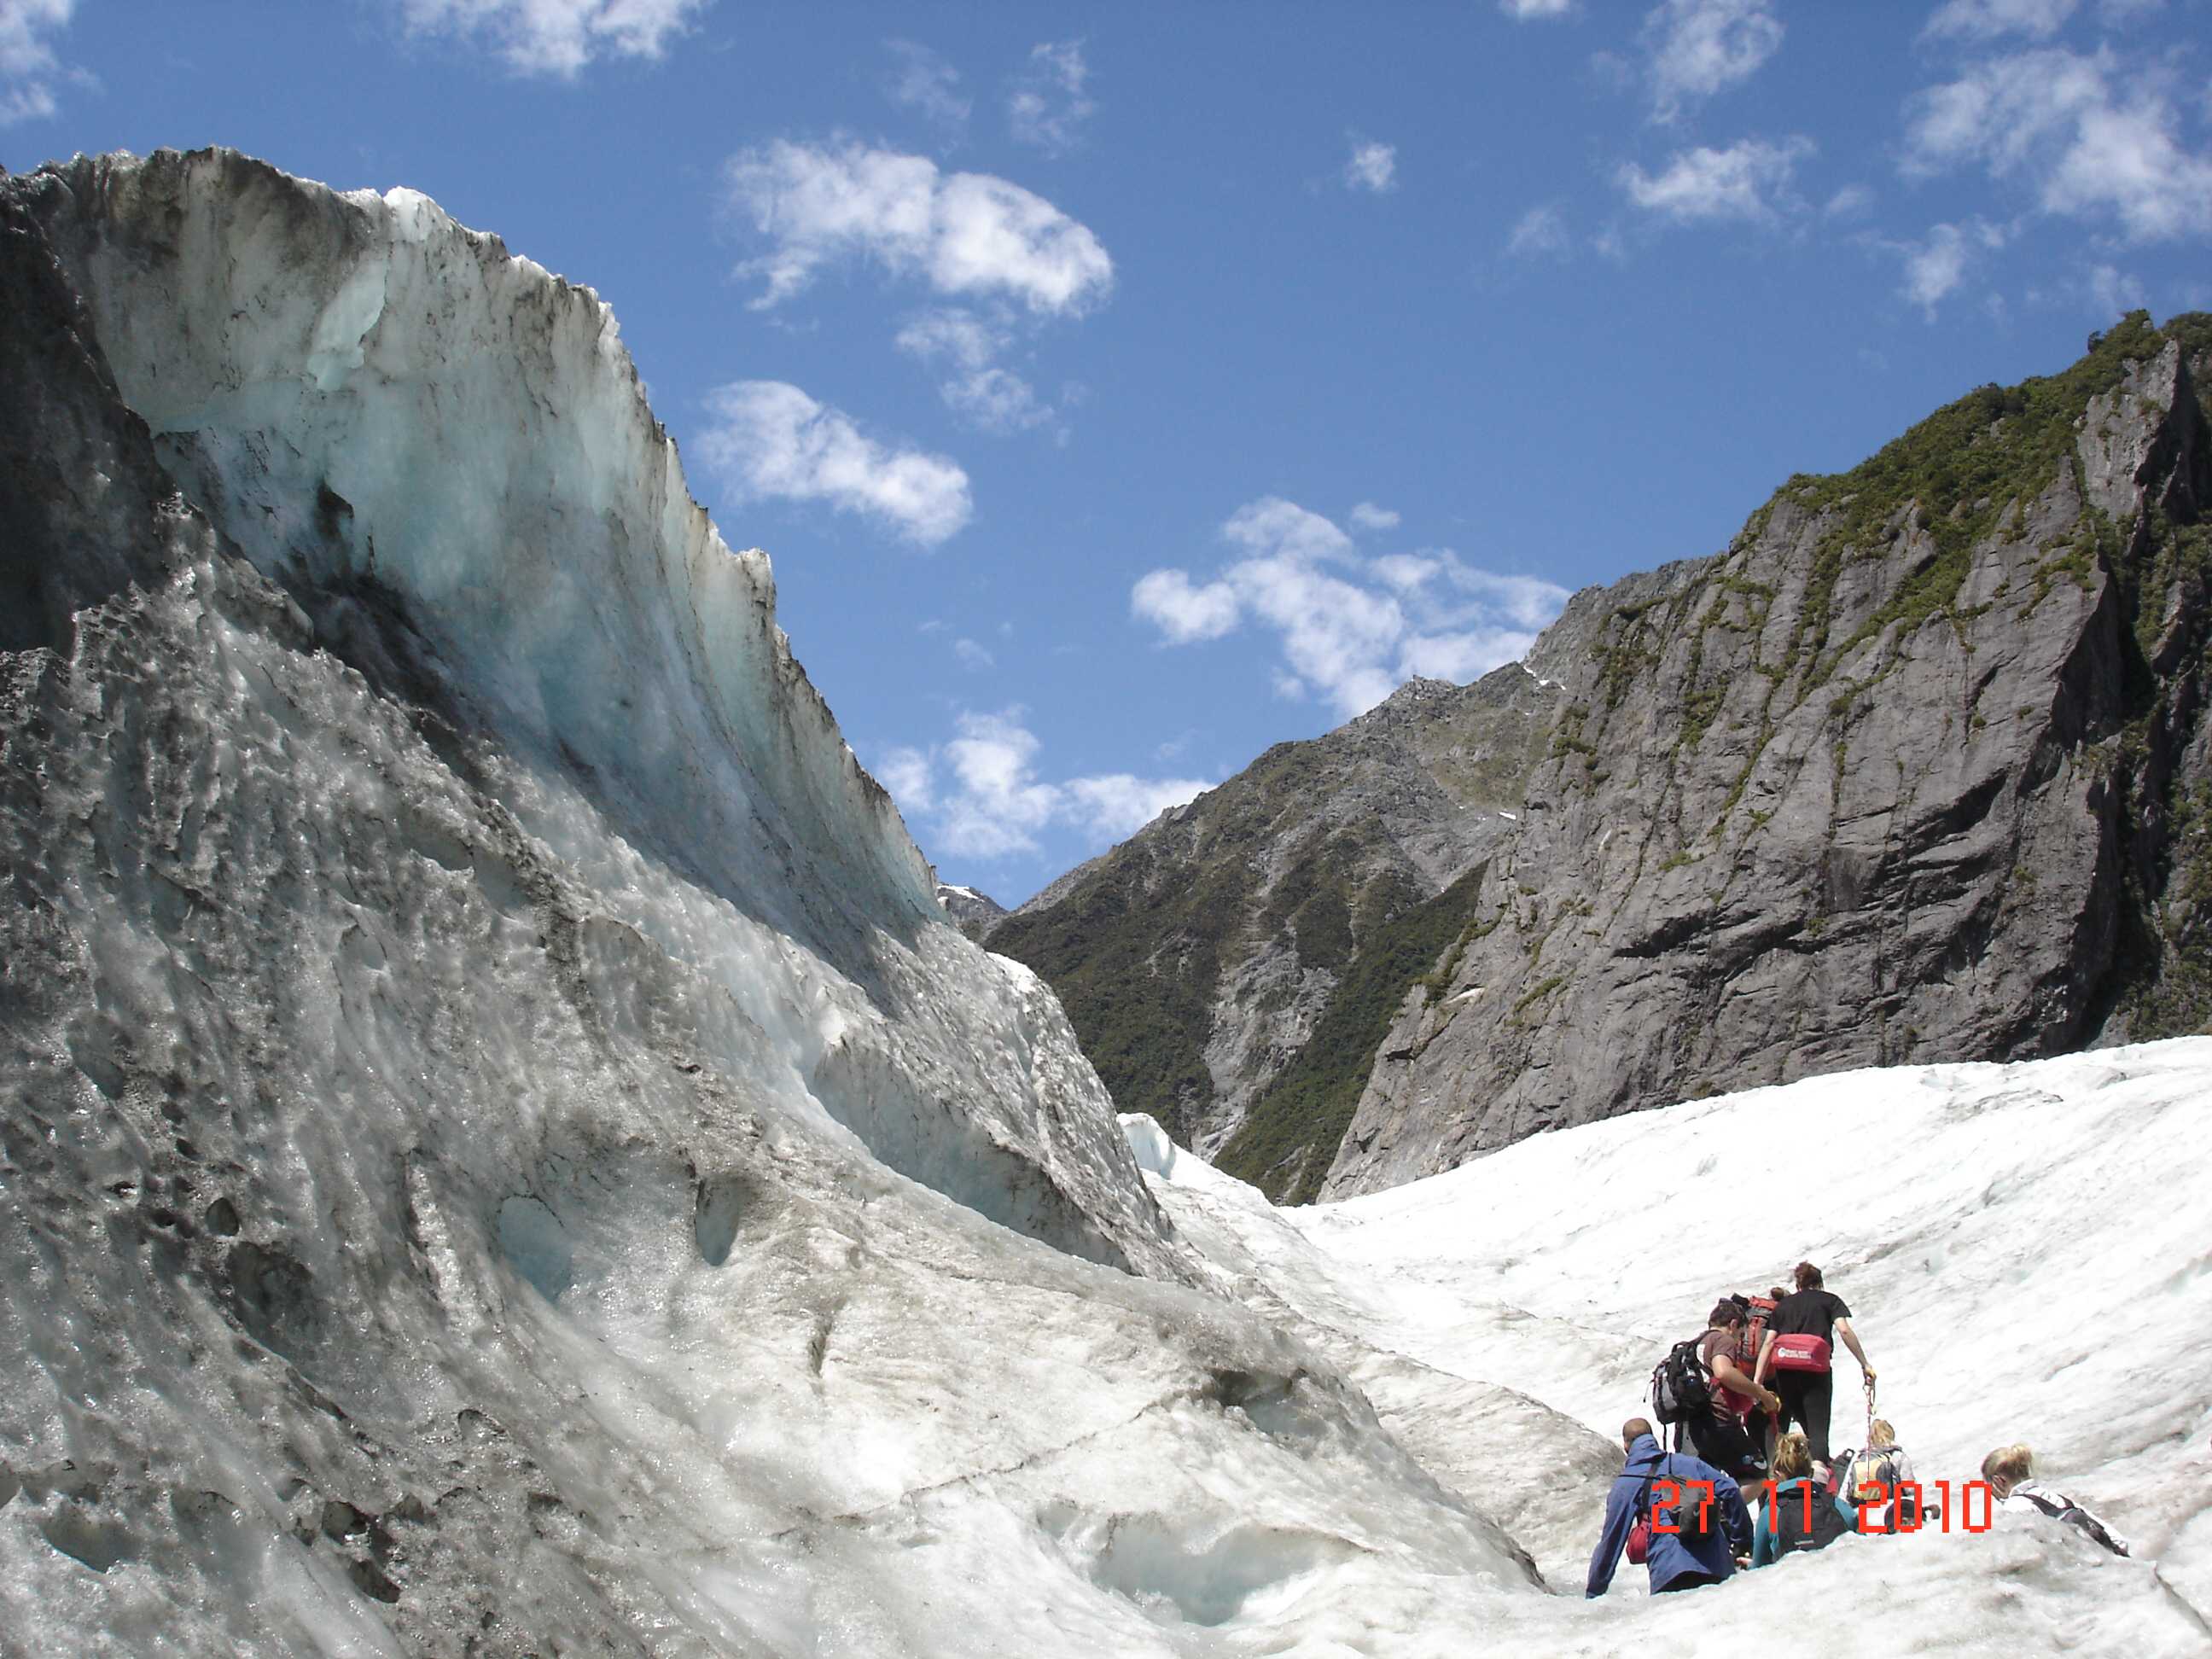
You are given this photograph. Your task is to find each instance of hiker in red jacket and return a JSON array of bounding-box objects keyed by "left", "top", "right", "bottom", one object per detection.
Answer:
[{"left": 1754, "top": 1261, "right": 1874, "bottom": 1465}]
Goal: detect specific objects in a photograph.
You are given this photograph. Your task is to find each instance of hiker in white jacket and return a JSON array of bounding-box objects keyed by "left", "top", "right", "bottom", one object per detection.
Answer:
[{"left": 1982, "top": 1444, "right": 2131, "bottom": 1557}]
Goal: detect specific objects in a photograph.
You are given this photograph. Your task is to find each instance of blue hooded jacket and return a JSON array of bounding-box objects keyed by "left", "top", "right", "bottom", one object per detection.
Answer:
[{"left": 1586, "top": 1435, "right": 1753, "bottom": 1597}]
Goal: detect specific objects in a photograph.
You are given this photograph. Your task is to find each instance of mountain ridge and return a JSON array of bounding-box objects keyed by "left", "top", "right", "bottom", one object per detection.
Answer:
[
  {"left": 990, "top": 311, "right": 2212, "bottom": 1202},
  {"left": 986, "top": 665, "right": 1557, "bottom": 1182}
]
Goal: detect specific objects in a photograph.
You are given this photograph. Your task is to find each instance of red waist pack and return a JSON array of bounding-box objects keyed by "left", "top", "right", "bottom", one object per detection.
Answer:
[{"left": 1769, "top": 1332, "right": 1832, "bottom": 1373}]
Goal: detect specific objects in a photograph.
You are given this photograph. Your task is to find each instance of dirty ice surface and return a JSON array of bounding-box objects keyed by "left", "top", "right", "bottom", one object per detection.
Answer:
[{"left": 1125, "top": 1041, "right": 2212, "bottom": 1655}]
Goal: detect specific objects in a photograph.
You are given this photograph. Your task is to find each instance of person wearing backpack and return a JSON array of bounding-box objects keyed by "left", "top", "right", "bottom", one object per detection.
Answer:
[
  {"left": 1982, "top": 1445, "right": 2132, "bottom": 1557},
  {"left": 1586, "top": 1417, "right": 1754, "bottom": 1598},
  {"left": 1754, "top": 1262, "right": 1875, "bottom": 1464},
  {"left": 1690, "top": 1301, "right": 1781, "bottom": 1487},
  {"left": 1850, "top": 1419, "right": 1928, "bottom": 1531},
  {"left": 1752, "top": 1431, "right": 1855, "bottom": 1563}
]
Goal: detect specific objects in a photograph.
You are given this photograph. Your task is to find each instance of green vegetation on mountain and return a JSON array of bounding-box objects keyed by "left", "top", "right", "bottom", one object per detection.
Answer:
[
  {"left": 990, "top": 740, "right": 1342, "bottom": 1144},
  {"left": 1570, "top": 311, "right": 2212, "bottom": 840},
  {"left": 1777, "top": 311, "right": 2209, "bottom": 684},
  {"left": 1215, "top": 864, "right": 1495, "bottom": 1203},
  {"left": 991, "top": 672, "right": 1551, "bottom": 1172}
]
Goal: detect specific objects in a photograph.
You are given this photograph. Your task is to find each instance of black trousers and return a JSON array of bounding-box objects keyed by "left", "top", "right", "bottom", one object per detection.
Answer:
[
  {"left": 1655, "top": 1570, "right": 1720, "bottom": 1594},
  {"left": 1686, "top": 1410, "right": 1764, "bottom": 1484},
  {"left": 1775, "top": 1369, "right": 1836, "bottom": 1462}
]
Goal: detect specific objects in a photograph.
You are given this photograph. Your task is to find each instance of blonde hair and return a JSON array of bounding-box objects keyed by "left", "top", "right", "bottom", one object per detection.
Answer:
[
  {"left": 1773, "top": 1431, "right": 1813, "bottom": 1481},
  {"left": 1867, "top": 1419, "right": 1896, "bottom": 1450},
  {"left": 1981, "top": 1444, "right": 2034, "bottom": 1490}
]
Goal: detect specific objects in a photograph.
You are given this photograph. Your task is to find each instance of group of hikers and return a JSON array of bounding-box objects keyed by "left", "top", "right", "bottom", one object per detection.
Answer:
[{"left": 1586, "top": 1262, "right": 2132, "bottom": 1598}]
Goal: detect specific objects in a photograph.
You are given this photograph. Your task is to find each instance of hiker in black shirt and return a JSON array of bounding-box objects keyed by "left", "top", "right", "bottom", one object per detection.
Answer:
[{"left": 1753, "top": 1261, "right": 1874, "bottom": 1465}]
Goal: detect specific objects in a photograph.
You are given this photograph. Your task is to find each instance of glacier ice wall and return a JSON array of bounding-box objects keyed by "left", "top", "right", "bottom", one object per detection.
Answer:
[
  {"left": 0, "top": 149, "right": 1569, "bottom": 1654},
  {"left": 29, "top": 148, "right": 925, "bottom": 943},
  {"left": 12, "top": 147, "right": 1170, "bottom": 1272}
]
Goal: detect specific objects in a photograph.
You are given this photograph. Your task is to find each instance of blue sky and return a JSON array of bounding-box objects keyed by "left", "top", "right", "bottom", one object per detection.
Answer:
[{"left": 9, "top": 1, "right": 2212, "bottom": 903}]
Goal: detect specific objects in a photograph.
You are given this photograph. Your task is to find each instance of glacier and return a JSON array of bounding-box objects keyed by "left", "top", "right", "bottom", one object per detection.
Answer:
[
  {"left": 1129, "top": 1043, "right": 2212, "bottom": 1653},
  {"left": 3, "top": 148, "right": 2209, "bottom": 1656}
]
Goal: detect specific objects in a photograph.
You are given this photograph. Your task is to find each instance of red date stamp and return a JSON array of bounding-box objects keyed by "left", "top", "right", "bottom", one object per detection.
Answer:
[
  {"left": 1647, "top": 1478, "right": 1717, "bottom": 1532},
  {"left": 1650, "top": 1478, "right": 1998, "bottom": 1533}
]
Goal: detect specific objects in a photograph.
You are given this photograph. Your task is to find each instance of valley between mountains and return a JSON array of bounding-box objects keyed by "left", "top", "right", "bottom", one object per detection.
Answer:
[{"left": 978, "top": 312, "right": 2212, "bottom": 1202}]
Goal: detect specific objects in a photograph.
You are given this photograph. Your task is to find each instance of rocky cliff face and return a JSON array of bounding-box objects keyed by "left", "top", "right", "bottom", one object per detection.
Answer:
[
  {"left": 992, "top": 315, "right": 2212, "bottom": 1204},
  {"left": 989, "top": 667, "right": 1557, "bottom": 1198},
  {"left": 1326, "top": 315, "right": 2212, "bottom": 1195}
]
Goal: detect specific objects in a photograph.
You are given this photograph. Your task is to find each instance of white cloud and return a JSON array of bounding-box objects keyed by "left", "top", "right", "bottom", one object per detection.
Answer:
[
  {"left": 1617, "top": 136, "right": 1812, "bottom": 223},
  {"left": 396, "top": 0, "right": 705, "bottom": 77},
  {"left": 875, "top": 745, "right": 936, "bottom": 812},
  {"left": 696, "top": 381, "right": 973, "bottom": 547},
  {"left": 1064, "top": 775, "right": 1212, "bottom": 838},
  {"left": 1445, "top": 567, "right": 1570, "bottom": 630},
  {"left": 1825, "top": 183, "right": 1876, "bottom": 218},
  {"left": 1903, "top": 47, "right": 2104, "bottom": 177},
  {"left": 1344, "top": 137, "right": 1399, "bottom": 194},
  {"left": 1499, "top": 0, "right": 1576, "bottom": 17},
  {"left": 1224, "top": 497, "right": 1359, "bottom": 564},
  {"left": 1923, "top": 0, "right": 2077, "bottom": 41},
  {"left": 1348, "top": 502, "right": 1402, "bottom": 532},
  {"left": 725, "top": 139, "right": 1114, "bottom": 313},
  {"left": 1398, "top": 627, "right": 1551, "bottom": 683},
  {"left": 885, "top": 39, "right": 969, "bottom": 127},
  {"left": 953, "top": 637, "right": 996, "bottom": 671},
  {"left": 936, "top": 712, "right": 1063, "bottom": 857},
  {"left": 1371, "top": 553, "right": 1442, "bottom": 591},
  {"left": 1891, "top": 218, "right": 2008, "bottom": 317},
  {"left": 1903, "top": 47, "right": 2212, "bottom": 242},
  {"left": 1131, "top": 569, "right": 1242, "bottom": 643},
  {"left": 878, "top": 711, "right": 1209, "bottom": 858},
  {"left": 1, "top": 0, "right": 72, "bottom": 123},
  {"left": 1008, "top": 38, "right": 1095, "bottom": 153},
  {"left": 1132, "top": 498, "right": 1569, "bottom": 719},
  {"left": 1900, "top": 225, "right": 1972, "bottom": 314},
  {"left": 2087, "top": 261, "right": 2146, "bottom": 316},
  {"left": 1643, "top": 0, "right": 1784, "bottom": 122},
  {"left": 895, "top": 306, "right": 1062, "bottom": 436},
  {"left": 895, "top": 307, "right": 1005, "bottom": 372},
  {"left": 1506, "top": 202, "right": 1575, "bottom": 259},
  {"left": 944, "top": 368, "right": 1057, "bottom": 434}
]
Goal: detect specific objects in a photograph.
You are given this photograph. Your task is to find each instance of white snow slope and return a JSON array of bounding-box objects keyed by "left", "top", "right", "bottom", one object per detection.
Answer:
[{"left": 1127, "top": 1042, "right": 2212, "bottom": 1655}]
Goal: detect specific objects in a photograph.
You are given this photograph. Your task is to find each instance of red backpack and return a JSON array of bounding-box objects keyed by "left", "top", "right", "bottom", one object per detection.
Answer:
[{"left": 1730, "top": 1292, "right": 1778, "bottom": 1359}]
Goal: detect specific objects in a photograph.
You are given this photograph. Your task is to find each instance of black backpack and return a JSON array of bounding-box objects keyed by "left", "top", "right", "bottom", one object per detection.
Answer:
[
  {"left": 1636, "top": 1457, "right": 1718, "bottom": 1549},
  {"left": 1650, "top": 1338, "right": 1712, "bottom": 1426},
  {"left": 1659, "top": 1466, "right": 1720, "bottom": 1543},
  {"left": 1771, "top": 1477, "right": 1850, "bottom": 1554}
]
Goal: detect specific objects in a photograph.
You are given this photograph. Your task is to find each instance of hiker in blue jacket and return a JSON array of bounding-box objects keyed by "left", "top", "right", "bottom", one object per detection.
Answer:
[{"left": 1586, "top": 1417, "right": 1755, "bottom": 1598}]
